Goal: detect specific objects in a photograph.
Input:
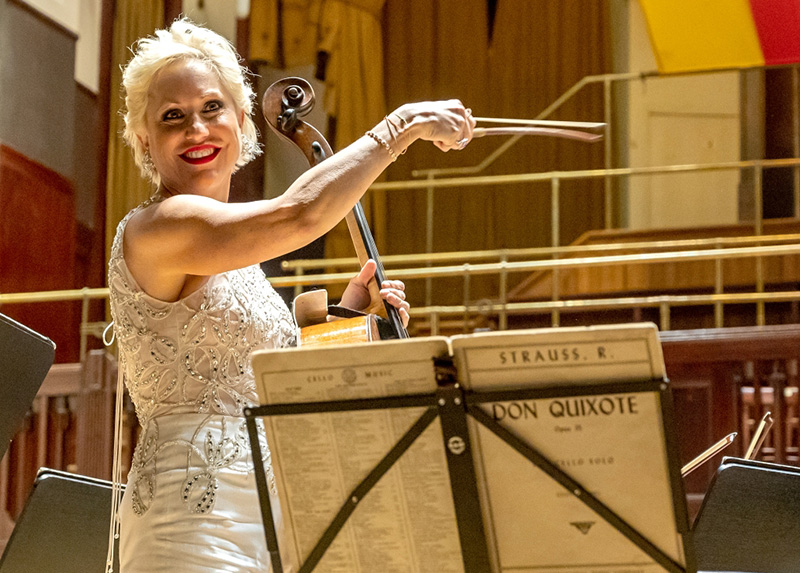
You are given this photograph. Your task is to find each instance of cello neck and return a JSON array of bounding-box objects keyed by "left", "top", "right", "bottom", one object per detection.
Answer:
[
  {"left": 263, "top": 77, "right": 408, "bottom": 339},
  {"left": 348, "top": 203, "right": 409, "bottom": 339}
]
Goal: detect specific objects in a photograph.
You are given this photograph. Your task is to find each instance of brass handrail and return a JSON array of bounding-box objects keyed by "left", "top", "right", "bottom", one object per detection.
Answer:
[
  {"left": 1, "top": 240, "right": 785, "bottom": 301},
  {"left": 280, "top": 232, "right": 800, "bottom": 271},
  {"left": 410, "top": 290, "right": 800, "bottom": 333},
  {"left": 410, "top": 71, "right": 649, "bottom": 179},
  {"left": 3, "top": 286, "right": 798, "bottom": 344},
  {"left": 4, "top": 241, "right": 800, "bottom": 354},
  {"left": 0, "top": 287, "right": 109, "bottom": 304},
  {"left": 408, "top": 66, "right": 784, "bottom": 180},
  {"left": 367, "top": 157, "right": 800, "bottom": 193},
  {"left": 3, "top": 243, "right": 798, "bottom": 297},
  {"left": 263, "top": 242, "right": 800, "bottom": 287}
]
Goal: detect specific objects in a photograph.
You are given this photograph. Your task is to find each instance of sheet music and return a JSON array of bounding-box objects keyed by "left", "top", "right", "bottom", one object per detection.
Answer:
[
  {"left": 251, "top": 324, "right": 689, "bottom": 573},
  {"left": 252, "top": 338, "right": 465, "bottom": 572},
  {"left": 451, "top": 324, "right": 685, "bottom": 573}
]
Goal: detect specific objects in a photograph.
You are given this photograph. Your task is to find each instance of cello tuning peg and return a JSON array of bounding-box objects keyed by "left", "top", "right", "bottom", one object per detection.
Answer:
[
  {"left": 311, "top": 141, "right": 326, "bottom": 162},
  {"left": 278, "top": 108, "right": 298, "bottom": 133}
]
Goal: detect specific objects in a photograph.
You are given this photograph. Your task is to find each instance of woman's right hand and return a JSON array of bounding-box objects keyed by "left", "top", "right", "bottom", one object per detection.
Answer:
[{"left": 392, "top": 100, "right": 476, "bottom": 152}]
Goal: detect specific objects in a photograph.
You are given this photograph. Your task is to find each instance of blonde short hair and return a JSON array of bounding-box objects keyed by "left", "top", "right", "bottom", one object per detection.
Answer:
[{"left": 121, "top": 18, "right": 260, "bottom": 185}]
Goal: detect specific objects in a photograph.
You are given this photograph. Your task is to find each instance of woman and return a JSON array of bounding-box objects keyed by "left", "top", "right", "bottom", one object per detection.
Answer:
[{"left": 107, "top": 18, "right": 474, "bottom": 572}]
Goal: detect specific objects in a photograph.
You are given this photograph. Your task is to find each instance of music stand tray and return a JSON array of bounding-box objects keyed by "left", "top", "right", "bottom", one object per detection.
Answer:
[
  {"left": 0, "top": 469, "right": 120, "bottom": 572},
  {"left": 0, "top": 313, "right": 55, "bottom": 460},
  {"left": 247, "top": 324, "right": 694, "bottom": 572},
  {"left": 693, "top": 457, "right": 800, "bottom": 573}
]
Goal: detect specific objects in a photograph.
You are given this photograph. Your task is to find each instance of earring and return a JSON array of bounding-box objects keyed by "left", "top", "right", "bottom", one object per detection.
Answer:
[{"left": 141, "top": 149, "right": 155, "bottom": 178}]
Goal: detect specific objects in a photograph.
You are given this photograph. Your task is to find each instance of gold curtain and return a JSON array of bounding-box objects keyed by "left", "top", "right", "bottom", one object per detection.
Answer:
[
  {"left": 382, "top": 0, "right": 611, "bottom": 304},
  {"left": 249, "top": 0, "right": 280, "bottom": 63},
  {"left": 249, "top": 0, "right": 319, "bottom": 67},
  {"left": 314, "top": 0, "right": 388, "bottom": 261},
  {"left": 250, "top": 0, "right": 388, "bottom": 268},
  {"left": 105, "top": 0, "right": 163, "bottom": 261}
]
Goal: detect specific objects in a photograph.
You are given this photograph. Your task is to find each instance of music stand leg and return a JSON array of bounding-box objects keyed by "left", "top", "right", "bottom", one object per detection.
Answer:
[
  {"left": 436, "top": 366, "right": 493, "bottom": 573},
  {"left": 244, "top": 410, "right": 283, "bottom": 573}
]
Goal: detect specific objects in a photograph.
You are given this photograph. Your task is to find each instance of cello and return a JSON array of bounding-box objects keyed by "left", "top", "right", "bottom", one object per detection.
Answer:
[{"left": 263, "top": 77, "right": 409, "bottom": 345}]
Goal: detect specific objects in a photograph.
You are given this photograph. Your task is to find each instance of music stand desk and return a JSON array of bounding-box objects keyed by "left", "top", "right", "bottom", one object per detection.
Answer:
[
  {"left": 0, "top": 469, "right": 119, "bottom": 572},
  {"left": 247, "top": 327, "right": 694, "bottom": 573},
  {"left": 0, "top": 313, "right": 55, "bottom": 460},
  {"left": 693, "top": 457, "right": 800, "bottom": 573}
]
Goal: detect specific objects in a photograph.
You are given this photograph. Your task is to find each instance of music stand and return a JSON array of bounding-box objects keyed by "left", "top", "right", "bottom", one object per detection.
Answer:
[
  {"left": 693, "top": 457, "right": 800, "bottom": 573},
  {"left": 0, "top": 469, "right": 119, "bottom": 572},
  {"left": 246, "top": 324, "right": 694, "bottom": 572},
  {"left": 0, "top": 313, "right": 55, "bottom": 460}
]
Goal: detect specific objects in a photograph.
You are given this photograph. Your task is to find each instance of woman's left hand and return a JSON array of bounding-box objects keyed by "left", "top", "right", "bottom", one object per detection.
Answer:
[{"left": 340, "top": 259, "right": 410, "bottom": 327}]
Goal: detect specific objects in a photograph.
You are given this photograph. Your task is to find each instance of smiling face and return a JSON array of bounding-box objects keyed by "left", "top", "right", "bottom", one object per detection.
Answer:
[{"left": 139, "top": 58, "right": 244, "bottom": 200}]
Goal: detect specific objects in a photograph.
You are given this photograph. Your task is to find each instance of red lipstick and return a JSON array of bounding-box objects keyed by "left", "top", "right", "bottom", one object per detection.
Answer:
[{"left": 180, "top": 145, "right": 221, "bottom": 165}]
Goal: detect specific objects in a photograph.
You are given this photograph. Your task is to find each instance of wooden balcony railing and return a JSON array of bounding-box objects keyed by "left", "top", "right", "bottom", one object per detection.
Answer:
[{"left": 661, "top": 324, "right": 800, "bottom": 520}]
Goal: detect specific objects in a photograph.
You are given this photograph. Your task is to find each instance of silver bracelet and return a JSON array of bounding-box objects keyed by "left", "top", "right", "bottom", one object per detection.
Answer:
[{"left": 365, "top": 130, "right": 398, "bottom": 161}]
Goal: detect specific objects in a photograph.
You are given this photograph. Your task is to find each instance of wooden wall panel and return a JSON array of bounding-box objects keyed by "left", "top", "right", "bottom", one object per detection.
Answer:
[
  {"left": 382, "top": 0, "right": 611, "bottom": 306},
  {"left": 0, "top": 144, "right": 78, "bottom": 362}
]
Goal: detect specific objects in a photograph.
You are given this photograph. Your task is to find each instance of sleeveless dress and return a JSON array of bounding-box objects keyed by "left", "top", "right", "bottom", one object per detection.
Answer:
[{"left": 108, "top": 198, "right": 297, "bottom": 572}]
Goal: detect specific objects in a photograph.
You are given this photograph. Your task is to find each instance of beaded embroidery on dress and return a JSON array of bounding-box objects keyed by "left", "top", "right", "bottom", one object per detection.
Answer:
[{"left": 108, "top": 197, "right": 296, "bottom": 572}]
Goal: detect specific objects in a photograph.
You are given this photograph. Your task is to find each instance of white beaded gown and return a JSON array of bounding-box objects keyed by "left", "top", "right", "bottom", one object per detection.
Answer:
[{"left": 108, "top": 198, "right": 297, "bottom": 572}]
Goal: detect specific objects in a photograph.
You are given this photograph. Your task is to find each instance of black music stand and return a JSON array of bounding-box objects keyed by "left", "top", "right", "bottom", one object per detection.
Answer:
[
  {"left": 0, "top": 313, "right": 55, "bottom": 460},
  {"left": 693, "top": 457, "right": 800, "bottom": 573},
  {"left": 245, "top": 326, "right": 695, "bottom": 573},
  {"left": 0, "top": 469, "right": 119, "bottom": 572}
]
